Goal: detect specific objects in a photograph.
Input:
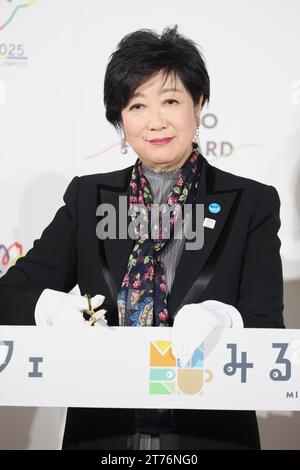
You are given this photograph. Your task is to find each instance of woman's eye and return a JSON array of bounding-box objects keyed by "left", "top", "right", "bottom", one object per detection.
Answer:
[
  {"left": 165, "top": 99, "right": 178, "bottom": 105},
  {"left": 129, "top": 103, "right": 144, "bottom": 111}
]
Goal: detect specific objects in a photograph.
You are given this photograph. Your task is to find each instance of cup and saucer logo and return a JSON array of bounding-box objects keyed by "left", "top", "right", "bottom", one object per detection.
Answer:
[{"left": 149, "top": 340, "right": 213, "bottom": 395}]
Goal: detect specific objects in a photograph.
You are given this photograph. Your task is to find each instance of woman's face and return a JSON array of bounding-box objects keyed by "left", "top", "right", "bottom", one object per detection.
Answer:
[{"left": 121, "top": 70, "right": 202, "bottom": 172}]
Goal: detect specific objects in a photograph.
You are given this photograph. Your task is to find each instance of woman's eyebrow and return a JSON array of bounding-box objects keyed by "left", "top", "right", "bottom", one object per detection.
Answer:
[{"left": 132, "top": 88, "right": 184, "bottom": 98}]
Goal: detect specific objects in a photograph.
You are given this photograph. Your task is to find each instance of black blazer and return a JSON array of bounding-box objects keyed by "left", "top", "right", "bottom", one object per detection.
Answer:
[{"left": 0, "top": 155, "right": 284, "bottom": 449}]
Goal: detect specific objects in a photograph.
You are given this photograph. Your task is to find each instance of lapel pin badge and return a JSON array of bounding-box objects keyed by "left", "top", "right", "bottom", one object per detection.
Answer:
[
  {"left": 209, "top": 203, "right": 221, "bottom": 214},
  {"left": 203, "top": 217, "right": 216, "bottom": 229}
]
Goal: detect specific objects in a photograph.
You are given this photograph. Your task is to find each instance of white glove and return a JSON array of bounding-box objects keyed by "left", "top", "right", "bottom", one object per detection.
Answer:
[
  {"left": 171, "top": 300, "right": 243, "bottom": 368},
  {"left": 34, "top": 288, "right": 107, "bottom": 328}
]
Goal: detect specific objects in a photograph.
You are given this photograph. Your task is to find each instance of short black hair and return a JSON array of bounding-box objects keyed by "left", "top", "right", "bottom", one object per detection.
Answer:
[{"left": 103, "top": 25, "right": 210, "bottom": 132}]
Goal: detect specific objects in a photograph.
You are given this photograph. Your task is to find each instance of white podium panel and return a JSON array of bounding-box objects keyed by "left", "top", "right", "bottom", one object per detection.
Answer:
[{"left": 1, "top": 326, "right": 300, "bottom": 410}]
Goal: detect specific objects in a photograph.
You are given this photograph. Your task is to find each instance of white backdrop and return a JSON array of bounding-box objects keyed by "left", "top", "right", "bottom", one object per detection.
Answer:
[{"left": 0, "top": 0, "right": 300, "bottom": 449}]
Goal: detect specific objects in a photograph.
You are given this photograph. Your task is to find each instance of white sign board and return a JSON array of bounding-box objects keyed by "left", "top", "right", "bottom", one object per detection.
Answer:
[{"left": 0, "top": 326, "right": 300, "bottom": 410}]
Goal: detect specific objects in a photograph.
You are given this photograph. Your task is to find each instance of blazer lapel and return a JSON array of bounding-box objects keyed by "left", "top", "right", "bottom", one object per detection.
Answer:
[
  {"left": 167, "top": 157, "right": 243, "bottom": 318},
  {"left": 96, "top": 169, "right": 134, "bottom": 306}
]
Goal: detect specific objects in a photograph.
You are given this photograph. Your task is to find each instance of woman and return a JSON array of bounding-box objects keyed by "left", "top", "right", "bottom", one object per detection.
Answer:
[{"left": 0, "top": 25, "right": 284, "bottom": 450}]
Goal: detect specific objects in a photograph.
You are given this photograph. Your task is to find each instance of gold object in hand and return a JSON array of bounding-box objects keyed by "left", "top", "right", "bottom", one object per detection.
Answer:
[{"left": 84, "top": 293, "right": 107, "bottom": 326}]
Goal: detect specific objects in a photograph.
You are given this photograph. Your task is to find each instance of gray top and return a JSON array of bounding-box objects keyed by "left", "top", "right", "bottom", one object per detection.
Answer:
[{"left": 141, "top": 161, "right": 186, "bottom": 294}]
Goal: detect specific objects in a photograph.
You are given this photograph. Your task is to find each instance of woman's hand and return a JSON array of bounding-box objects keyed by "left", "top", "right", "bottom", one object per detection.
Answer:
[
  {"left": 171, "top": 300, "right": 243, "bottom": 368},
  {"left": 34, "top": 288, "right": 107, "bottom": 327}
]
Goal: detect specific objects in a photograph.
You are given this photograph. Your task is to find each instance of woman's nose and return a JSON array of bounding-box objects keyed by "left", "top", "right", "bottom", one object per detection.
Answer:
[{"left": 147, "top": 109, "right": 167, "bottom": 130}]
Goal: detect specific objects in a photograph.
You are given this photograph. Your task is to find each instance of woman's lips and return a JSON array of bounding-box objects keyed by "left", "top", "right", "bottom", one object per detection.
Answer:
[{"left": 148, "top": 137, "right": 174, "bottom": 145}]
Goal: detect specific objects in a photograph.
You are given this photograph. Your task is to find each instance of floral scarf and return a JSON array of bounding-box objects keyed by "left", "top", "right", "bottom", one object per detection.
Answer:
[{"left": 117, "top": 142, "right": 201, "bottom": 327}]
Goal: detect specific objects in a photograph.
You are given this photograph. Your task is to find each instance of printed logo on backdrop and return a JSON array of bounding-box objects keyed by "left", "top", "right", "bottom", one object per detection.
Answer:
[
  {"left": 84, "top": 112, "right": 264, "bottom": 162},
  {"left": 198, "top": 113, "right": 264, "bottom": 160},
  {"left": 149, "top": 340, "right": 213, "bottom": 395},
  {"left": 0, "top": 241, "right": 23, "bottom": 276},
  {"left": 0, "top": 0, "right": 39, "bottom": 68}
]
